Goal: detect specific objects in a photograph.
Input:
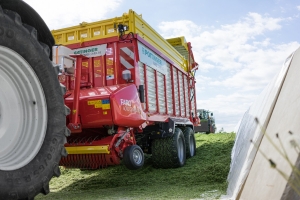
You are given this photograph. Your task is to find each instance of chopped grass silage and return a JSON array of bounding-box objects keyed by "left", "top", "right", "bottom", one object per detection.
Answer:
[{"left": 36, "top": 133, "right": 235, "bottom": 200}]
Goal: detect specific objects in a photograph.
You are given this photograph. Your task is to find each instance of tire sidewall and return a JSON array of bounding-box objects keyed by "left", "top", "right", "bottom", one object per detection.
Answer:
[
  {"left": 183, "top": 127, "right": 196, "bottom": 158},
  {"left": 123, "top": 145, "right": 144, "bottom": 170},
  {"left": 174, "top": 128, "right": 186, "bottom": 167}
]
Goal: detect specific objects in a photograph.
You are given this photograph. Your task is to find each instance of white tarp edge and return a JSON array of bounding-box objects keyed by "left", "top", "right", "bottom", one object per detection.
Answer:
[{"left": 222, "top": 48, "right": 297, "bottom": 200}]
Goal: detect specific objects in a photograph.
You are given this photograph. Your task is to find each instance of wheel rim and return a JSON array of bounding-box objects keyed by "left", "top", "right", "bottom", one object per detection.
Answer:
[
  {"left": 133, "top": 148, "right": 143, "bottom": 165},
  {"left": 189, "top": 135, "right": 195, "bottom": 156},
  {"left": 0, "top": 46, "right": 47, "bottom": 171},
  {"left": 178, "top": 137, "right": 184, "bottom": 162}
]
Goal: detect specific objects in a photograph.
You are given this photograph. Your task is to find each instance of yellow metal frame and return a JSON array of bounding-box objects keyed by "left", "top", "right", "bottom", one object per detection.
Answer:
[
  {"left": 51, "top": 9, "right": 190, "bottom": 71},
  {"left": 65, "top": 145, "right": 110, "bottom": 154},
  {"left": 166, "top": 37, "right": 188, "bottom": 58},
  {"left": 166, "top": 37, "right": 189, "bottom": 70}
]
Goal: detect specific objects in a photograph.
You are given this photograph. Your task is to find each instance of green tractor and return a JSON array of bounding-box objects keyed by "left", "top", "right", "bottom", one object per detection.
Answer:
[{"left": 194, "top": 109, "right": 216, "bottom": 134}]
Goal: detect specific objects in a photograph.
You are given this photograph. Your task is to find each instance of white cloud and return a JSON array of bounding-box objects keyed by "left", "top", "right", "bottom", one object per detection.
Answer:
[
  {"left": 198, "top": 93, "right": 256, "bottom": 115},
  {"left": 210, "top": 41, "right": 300, "bottom": 91},
  {"left": 158, "top": 20, "right": 201, "bottom": 39},
  {"left": 297, "top": 6, "right": 300, "bottom": 11},
  {"left": 195, "top": 75, "right": 212, "bottom": 84},
  {"left": 24, "top": 0, "right": 123, "bottom": 29},
  {"left": 197, "top": 93, "right": 257, "bottom": 132},
  {"left": 158, "top": 13, "right": 287, "bottom": 77},
  {"left": 158, "top": 13, "right": 300, "bottom": 132}
]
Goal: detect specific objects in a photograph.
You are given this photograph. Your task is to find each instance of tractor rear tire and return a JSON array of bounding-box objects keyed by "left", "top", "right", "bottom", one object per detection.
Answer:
[
  {"left": 152, "top": 128, "right": 186, "bottom": 168},
  {"left": 0, "top": 8, "right": 69, "bottom": 199},
  {"left": 123, "top": 145, "right": 144, "bottom": 170},
  {"left": 183, "top": 127, "right": 196, "bottom": 158},
  {"left": 211, "top": 125, "right": 215, "bottom": 133}
]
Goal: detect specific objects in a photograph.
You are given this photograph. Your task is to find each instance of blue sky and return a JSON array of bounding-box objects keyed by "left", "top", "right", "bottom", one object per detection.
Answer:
[{"left": 25, "top": 0, "right": 300, "bottom": 132}]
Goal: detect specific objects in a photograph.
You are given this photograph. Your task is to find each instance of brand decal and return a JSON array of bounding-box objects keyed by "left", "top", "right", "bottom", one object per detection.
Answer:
[
  {"left": 73, "top": 44, "right": 107, "bottom": 57},
  {"left": 138, "top": 42, "right": 167, "bottom": 74},
  {"left": 120, "top": 99, "right": 132, "bottom": 106},
  {"left": 120, "top": 99, "right": 141, "bottom": 114},
  {"left": 142, "top": 48, "right": 162, "bottom": 65}
]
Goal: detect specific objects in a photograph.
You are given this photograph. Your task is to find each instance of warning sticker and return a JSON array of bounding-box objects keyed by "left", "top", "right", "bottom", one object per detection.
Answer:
[
  {"left": 106, "top": 58, "right": 113, "bottom": 66},
  {"left": 102, "top": 99, "right": 110, "bottom": 110},
  {"left": 94, "top": 60, "right": 100, "bottom": 67},
  {"left": 107, "top": 68, "right": 114, "bottom": 75},
  {"left": 87, "top": 100, "right": 102, "bottom": 105},
  {"left": 102, "top": 104, "right": 111, "bottom": 110},
  {"left": 87, "top": 99, "right": 110, "bottom": 109},
  {"left": 95, "top": 104, "right": 102, "bottom": 108},
  {"left": 82, "top": 62, "right": 88, "bottom": 68}
]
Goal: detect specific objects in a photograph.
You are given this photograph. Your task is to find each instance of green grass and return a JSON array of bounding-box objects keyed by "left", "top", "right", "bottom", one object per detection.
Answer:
[{"left": 36, "top": 133, "right": 235, "bottom": 200}]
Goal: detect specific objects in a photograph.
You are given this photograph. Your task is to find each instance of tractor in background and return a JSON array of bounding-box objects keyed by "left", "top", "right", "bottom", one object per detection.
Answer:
[{"left": 194, "top": 109, "right": 216, "bottom": 133}]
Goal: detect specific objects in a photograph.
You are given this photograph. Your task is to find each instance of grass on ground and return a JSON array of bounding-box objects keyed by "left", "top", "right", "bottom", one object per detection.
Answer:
[{"left": 36, "top": 133, "right": 235, "bottom": 200}]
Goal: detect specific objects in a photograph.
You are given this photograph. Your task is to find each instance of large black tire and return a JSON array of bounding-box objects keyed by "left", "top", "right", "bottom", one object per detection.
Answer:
[
  {"left": 206, "top": 124, "right": 215, "bottom": 134},
  {"left": 152, "top": 128, "right": 186, "bottom": 168},
  {"left": 206, "top": 125, "right": 211, "bottom": 134},
  {"left": 123, "top": 145, "right": 144, "bottom": 170},
  {"left": 0, "top": 8, "right": 69, "bottom": 200},
  {"left": 183, "top": 127, "right": 196, "bottom": 158}
]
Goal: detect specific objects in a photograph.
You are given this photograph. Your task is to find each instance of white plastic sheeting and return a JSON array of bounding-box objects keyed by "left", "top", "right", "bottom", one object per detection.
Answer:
[{"left": 223, "top": 47, "right": 299, "bottom": 200}]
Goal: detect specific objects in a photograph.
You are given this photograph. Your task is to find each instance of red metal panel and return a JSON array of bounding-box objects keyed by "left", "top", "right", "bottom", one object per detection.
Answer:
[
  {"left": 88, "top": 58, "right": 94, "bottom": 87},
  {"left": 65, "top": 36, "right": 119, "bottom": 49},
  {"left": 65, "top": 87, "right": 113, "bottom": 128},
  {"left": 164, "top": 75, "right": 168, "bottom": 114},
  {"left": 81, "top": 58, "right": 90, "bottom": 87},
  {"left": 133, "top": 39, "right": 141, "bottom": 86},
  {"left": 187, "top": 42, "right": 199, "bottom": 72},
  {"left": 113, "top": 42, "right": 119, "bottom": 85},
  {"left": 193, "top": 78, "right": 198, "bottom": 124},
  {"left": 65, "top": 84, "right": 147, "bottom": 129},
  {"left": 144, "top": 64, "right": 149, "bottom": 112},
  {"left": 118, "top": 42, "right": 136, "bottom": 85},
  {"left": 62, "top": 36, "right": 198, "bottom": 130},
  {"left": 188, "top": 76, "right": 193, "bottom": 121},
  {"left": 154, "top": 70, "right": 159, "bottom": 113},
  {"left": 93, "top": 56, "right": 104, "bottom": 87},
  {"left": 110, "top": 84, "right": 147, "bottom": 127},
  {"left": 69, "top": 55, "right": 84, "bottom": 128},
  {"left": 170, "top": 65, "right": 176, "bottom": 116},
  {"left": 105, "top": 43, "right": 115, "bottom": 86},
  {"left": 177, "top": 69, "right": 181, "bottom": 117},
  {"left": 183, "top": 73, "right": 186, "bottom": 117},
  {"left": 68, "top": 75, "right": 75, "bottom": 90}
]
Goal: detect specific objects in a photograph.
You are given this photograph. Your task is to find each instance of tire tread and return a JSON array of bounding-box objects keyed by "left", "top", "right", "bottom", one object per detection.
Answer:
[
  {"left": 152, "top": 128, "right": 186, "bottom": 168},
  {"left": 183, "top": 127, "right": 196, "bottom": 158}
]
